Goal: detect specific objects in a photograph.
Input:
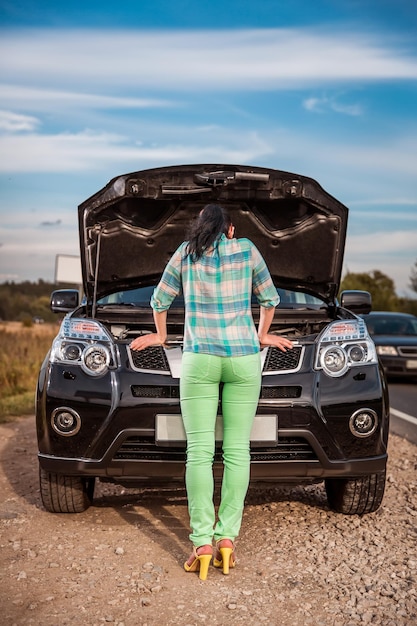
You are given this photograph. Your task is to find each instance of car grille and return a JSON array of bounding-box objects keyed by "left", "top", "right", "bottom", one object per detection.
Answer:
[
  {"left": 131, "top": 384, "right": 301, "bottom": 399},
  {"left": 113, "top": 436, "right": 317, "bottom": 462},
  {"left": 130, "top": 346, "right": 170, "bottom": 372},
  {"left": 129, "top": 345, "right": 304, "bottom": 374},
  {"left": 250, "top": 438, "right": 316, "bottom": 461},
  {"left": 260, "top": 386, "right": 301, "bottom": 399},
  {"left": 398, "top": 346, "right": 417, "bottom": 357},
  {"left": 131, "top": 385, "right": 180, "bottom": 398},
  {"left": 263, "top": 346, "right": 303, "bottom": 373}
]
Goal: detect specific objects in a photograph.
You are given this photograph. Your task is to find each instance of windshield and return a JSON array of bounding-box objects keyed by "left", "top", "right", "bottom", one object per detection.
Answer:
[
  {"left": 97, "top": 286, "right": 324, "bottom": 308},
  {"left": 363, "top": 314, "right": 417, "bottom": 336}
]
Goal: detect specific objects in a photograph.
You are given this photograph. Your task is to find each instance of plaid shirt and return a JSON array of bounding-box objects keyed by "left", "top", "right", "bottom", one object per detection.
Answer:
[{"left": 151, "top": 234, "right": 280, "bottom": 357}]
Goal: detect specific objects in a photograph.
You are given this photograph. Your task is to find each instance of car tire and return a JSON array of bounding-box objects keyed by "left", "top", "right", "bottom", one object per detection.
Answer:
[
  {"left": 325, "top": 470, "right": 386, "bottom": 515},
  {"left": 39, "top": 465, "right": 95, "bottom": 513}
]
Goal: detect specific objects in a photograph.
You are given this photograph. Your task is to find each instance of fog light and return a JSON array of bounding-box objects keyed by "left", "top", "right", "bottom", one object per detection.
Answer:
[
  {"left": 349, "top": 408, "right": 378, "bottom": 438},
  {"left": 51, "top": 407, "right": 81, "bottom": 436}
]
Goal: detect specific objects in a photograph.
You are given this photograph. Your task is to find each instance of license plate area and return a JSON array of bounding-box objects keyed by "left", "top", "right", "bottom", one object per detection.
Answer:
[
  {"left": 406, "top": 359, "right": 417, "bottom": 369},
  {"left": 155, "top": 414, "right": 278, "bottom": 447}
]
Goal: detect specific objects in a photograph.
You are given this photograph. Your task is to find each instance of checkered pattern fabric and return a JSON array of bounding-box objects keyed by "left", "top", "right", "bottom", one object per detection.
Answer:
[{"left": 151, "top": 234, "right": 279, "bottom": 357}]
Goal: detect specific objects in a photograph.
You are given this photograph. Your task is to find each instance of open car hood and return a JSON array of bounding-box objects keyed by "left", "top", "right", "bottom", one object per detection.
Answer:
[{"left": 78, "top": 164, "right": 348, "bottom": 304}]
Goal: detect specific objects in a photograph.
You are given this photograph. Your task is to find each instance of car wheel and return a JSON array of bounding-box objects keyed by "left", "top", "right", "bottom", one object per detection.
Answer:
[
  {"left": 39, "top": 465, "right": 95, "bottom": 513},
  {"left": 325, "top": 470, "right": 386, "bottom": 515}
]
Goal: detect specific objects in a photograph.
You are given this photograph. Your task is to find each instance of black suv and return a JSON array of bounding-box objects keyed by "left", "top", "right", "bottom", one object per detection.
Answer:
[{"left": 36, "top": 164, "right": 389, "bottom": 515}]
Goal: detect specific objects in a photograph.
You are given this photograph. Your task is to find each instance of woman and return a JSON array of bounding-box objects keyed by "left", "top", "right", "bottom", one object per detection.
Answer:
[{"left": 130, "top": 204, "right": 293, "bottom": 580}]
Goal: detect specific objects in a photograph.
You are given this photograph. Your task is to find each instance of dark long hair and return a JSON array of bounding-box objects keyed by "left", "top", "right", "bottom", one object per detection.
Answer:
[{"left": 185, "top": 204, "right": 232, "bottom": 261}]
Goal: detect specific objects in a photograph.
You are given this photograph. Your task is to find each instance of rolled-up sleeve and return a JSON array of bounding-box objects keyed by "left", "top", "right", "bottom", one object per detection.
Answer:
[
  {"left": 150, "top": 245, "right": 183, "bottom": 312},
  {"left": 251, "top": 244, "right": 280, "bottom": 308}
]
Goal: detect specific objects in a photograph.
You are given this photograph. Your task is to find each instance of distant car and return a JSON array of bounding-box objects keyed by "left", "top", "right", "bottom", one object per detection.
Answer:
[
  {"left": 36, "top": 164, "right": 389, "bottom": 516},
  {"left": 361, "top": 311, "right": 417, "bottom": 380}
]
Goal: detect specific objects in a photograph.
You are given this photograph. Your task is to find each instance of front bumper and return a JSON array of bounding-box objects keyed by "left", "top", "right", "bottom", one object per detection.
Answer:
[
  {"left": 38, "top": 429, "right": 388, "bottom": 483},
  {"left": 36, "top": 352, "right": 389, "bottom": 483},
  {"left": 379, "top": 355, "right": 417, "bottom": 378}
]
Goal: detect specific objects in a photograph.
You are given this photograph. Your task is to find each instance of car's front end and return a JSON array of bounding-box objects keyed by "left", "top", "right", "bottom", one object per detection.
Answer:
[
  {"left": 36, "top": 164, "right": 389, "bottom": 514},
  {"left": 361, "top": 312, "right": 417, "bottom": 380}
]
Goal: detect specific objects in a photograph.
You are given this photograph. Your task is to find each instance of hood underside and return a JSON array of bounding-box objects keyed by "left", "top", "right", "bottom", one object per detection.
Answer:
[{"left": 78, "top": 164, "right": 348, "bottom": 303}]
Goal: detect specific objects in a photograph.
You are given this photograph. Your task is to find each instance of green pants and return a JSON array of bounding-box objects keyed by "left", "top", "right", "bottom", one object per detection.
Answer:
[{"left": 180, "top": 351, "right": 261, "bottom": 547}]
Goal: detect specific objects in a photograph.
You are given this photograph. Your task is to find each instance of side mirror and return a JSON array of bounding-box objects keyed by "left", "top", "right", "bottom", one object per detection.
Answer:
[
  {"left": 340, "top": 290, "right": 372, "bottom": 315},
  {"left": 50, "top": 289, "right": 80, "bottom": 313}
]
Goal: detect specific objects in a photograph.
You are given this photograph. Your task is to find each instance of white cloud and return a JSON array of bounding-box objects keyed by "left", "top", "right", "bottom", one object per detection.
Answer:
[
  {"left": 303, "top": 96, "right": 363, "bottom": 117},
  {"left": 279, "top": 125, "right": 417, "bottom": 179},
  {"left": 0, "top": 109, "right": 40, "bottom": 132},
  {"left": 0, "top": 117, "right": 415, "bottom": 177},
  {"left": 303, "top": 95, "right": 363, "bottom": 116},
  {"left": 1, "top": 28, "right": 416, "bottom": 91},
  {"left": 348, "top": 199, "right": 417, "bottom": 207},
  {"left": 0, "top": 130, "right": 125, "bottom": 172},
  {"left": 347, "top": 230, "right": 417, "bottom": 256},
  {"left": 352, "top": 210, "right": 417, "bottom": 222},
  {"left": 304, "top": 97, "right": 325, "bottom": 113},
  {"left": 0, "top": 128, "right": 273, "bottom": 172},
  {"left": 331, "top": 101, "right": 363, "bottom": 116},
  {"left": 343, "top": 230, "right": 417, "bottom": 295},
  {"left": 0, "top": 84, "right": 174, "bottom": 113},
  {"left": 0, "top": 216, "right": 81, "bottom": 282}
]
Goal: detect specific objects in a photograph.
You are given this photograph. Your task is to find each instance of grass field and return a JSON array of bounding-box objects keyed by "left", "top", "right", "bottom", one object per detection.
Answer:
[{"left": 0, "top": 321, "right": 58, "bottom": 422}]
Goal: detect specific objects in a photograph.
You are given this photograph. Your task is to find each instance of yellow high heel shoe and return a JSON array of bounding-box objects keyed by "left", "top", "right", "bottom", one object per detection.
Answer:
[
  {"left": 213, "top": 539, "right": 236, "bottom": 575},
  {"left": 184, "top": 545, "right": 213, "bottom": 581}
]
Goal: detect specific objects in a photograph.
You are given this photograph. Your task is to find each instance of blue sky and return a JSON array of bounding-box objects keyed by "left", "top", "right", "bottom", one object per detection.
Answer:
[{"left": 0, "top": 0, "right": 416, "bottom": 297}]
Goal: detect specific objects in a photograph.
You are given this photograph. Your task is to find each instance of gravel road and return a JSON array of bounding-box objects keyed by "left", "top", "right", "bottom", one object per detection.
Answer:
[{"left": 1, "top": 416, "right": 416, "bottom": 626}]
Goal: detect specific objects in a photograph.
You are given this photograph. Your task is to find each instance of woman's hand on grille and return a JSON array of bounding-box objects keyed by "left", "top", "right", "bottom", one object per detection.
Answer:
[
  {"left": 130, "top": 333, "right": 165, "bottom": 351},
  {"left": 259, "top": 334, "right": 294, "bottom": 351}
]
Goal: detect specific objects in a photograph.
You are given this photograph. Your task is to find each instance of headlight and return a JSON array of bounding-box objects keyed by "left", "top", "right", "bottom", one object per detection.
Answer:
[
  {"left": 320, "top": 346, "right": 348, "bottom": 377},
  {"left": 347, "top": 344, "right": 366, "bottom": 362},
  {"left": 315, "top": 319, "right": 377, "bottom": 377},
  {"left": 81, "top": 345, "right": 110, "bottom": 376},
  {"left": 61, "top": 343, "right": 82, "bottom": 360},
  {"left": 49, "top": 317, "right": 116, "bottom": 374},
  {"left": 376, "top": 345, "right": 398, "bottom": 356}
]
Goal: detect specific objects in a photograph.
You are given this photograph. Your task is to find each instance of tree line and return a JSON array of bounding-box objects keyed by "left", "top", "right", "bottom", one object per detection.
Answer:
[
  {"left": 0, "top": 280, "right": 74, "bottom": 324},
  {"left": 1, "top": 264, "right": 416, "bottom": 324},
  {"left": 339, "top": 268, "right": 417, "bottom": 316}
]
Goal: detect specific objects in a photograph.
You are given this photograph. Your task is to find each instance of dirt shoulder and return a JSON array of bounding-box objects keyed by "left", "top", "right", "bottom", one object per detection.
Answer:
[{"left": 1, "top": 416, "right": 416, "bottom": 626}]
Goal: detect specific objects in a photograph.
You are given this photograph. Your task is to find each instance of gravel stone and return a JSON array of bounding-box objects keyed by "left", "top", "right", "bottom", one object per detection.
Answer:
[{"left": 1, "top": 417, "right": 417, "bottom": 625}]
